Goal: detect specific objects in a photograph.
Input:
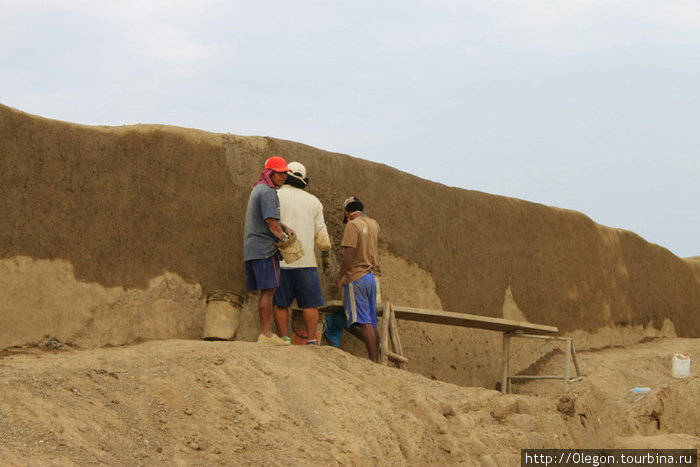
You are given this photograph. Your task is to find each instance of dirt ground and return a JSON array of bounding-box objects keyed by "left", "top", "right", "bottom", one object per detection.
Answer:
[{"left": 0, "top": 336, "right": 698, "bottom": 466}]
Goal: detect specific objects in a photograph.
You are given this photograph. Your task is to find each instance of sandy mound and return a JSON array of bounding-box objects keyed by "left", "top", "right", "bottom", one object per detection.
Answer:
[{"left": 0, "top": 337, "right": 698, "bottom": 466}]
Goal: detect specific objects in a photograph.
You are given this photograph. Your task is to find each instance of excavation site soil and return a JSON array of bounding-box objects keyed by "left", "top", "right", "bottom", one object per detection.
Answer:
[{"left": 0, "top": 104, "right": 698, "bottom": 466}]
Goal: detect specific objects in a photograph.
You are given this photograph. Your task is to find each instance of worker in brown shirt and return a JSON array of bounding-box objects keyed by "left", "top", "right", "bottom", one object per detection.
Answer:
[{"left": 333, "top": 197, "right": 381, "bottom": 362}]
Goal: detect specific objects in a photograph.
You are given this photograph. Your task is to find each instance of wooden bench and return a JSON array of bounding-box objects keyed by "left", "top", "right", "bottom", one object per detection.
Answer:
[{"left": 319, "top": 300, "right": 582, "bottom": 393}]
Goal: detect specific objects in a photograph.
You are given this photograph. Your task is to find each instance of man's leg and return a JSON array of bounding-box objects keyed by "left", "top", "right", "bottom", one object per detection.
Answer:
[
  {"left": 346, "top": 324, "right": 363, "bottom": 341},
  {"left": 359, "top": 323, "right": 379, "bottom": 363},
  {"left": 273, "top": 305, "right": 290, "bottom": 339},
  {"left": 258, "top": 288, "right": 275, "bottom": 337},
  {"left": 303, "top": 307, "right": 319, "bottom": 341}
]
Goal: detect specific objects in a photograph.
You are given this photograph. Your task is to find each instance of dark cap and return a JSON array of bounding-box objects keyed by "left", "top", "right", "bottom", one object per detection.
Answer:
[{"left": 342, "top": 196, "right": 363, "bottom": 223}]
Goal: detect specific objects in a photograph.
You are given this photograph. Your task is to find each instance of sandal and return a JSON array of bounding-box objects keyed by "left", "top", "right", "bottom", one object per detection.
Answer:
[{"left": 257, "top": 334, "right": 292, "bottom": 346}]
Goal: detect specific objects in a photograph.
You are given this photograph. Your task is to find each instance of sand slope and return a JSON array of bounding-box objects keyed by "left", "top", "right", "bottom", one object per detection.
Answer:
[{"left": 0, "top": 337, "right": 698, "bottom": 466}]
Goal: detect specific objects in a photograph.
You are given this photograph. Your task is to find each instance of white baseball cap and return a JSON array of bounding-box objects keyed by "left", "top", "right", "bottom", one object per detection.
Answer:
[
  {"left": 344, "top": 196, "right": 360, "bottom": 209},
  {"left": 287, "top": 161, "right": 307, "bottom": 183}
]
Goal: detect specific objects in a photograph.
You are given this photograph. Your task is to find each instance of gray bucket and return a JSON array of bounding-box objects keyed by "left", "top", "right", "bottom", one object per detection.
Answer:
[{"left": 203, "top": 291, "right": 243, "bottom": 341}]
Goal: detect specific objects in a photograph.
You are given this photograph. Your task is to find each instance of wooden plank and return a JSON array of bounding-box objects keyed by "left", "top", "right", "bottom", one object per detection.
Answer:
[
  {"left": 319, "top": 300, "right": 557, "bottom": 335},
  {"left": 387, "top": 351, "right": 409, "bottom": 364},
  {"left": 390, "top": 306, "right": 558, "bottom": 335},
  {"left": 509, "top": 375, "right": 584, "bottom": 382},
  {"left": 318, "top": 301, "right": 374, "bottom": 315},
  {"left": 509, "top": 375, "right": 569, "bottom": 380}
]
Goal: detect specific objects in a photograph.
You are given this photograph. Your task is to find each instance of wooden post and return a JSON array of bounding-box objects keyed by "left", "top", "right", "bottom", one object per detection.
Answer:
[
  {"left": 379, "top": 301, "right": 391, "bottom": 365},
  {"left": 563, "top": 338, "right": 572, "bottom": 392},
  {"left": 571, "top": 342, "right": 582, "bottom": 377},
  {"left": 388, "top": 305, "right": 406, "bottom": 369},
  {"left": 387, "top": 351, "right": 409, "bottom": 364},
  {"left": 501, "top": 332, "right": 510, "bottom": 394}
]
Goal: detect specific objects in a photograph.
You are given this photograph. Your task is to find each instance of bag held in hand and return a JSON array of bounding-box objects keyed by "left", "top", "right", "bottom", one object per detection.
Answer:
[{"left": 276, "top": 233, "right": 305, "bottom": 263}]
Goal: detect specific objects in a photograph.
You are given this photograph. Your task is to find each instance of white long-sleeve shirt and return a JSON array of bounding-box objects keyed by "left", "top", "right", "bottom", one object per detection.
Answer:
[{"left": 278, "top": 185, "right": 331, "bottom": 269}]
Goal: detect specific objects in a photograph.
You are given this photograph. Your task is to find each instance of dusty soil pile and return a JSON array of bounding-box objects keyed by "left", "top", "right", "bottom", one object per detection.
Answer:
[{"left": 0, "top": 337, "right": 698, "bottom": 466}]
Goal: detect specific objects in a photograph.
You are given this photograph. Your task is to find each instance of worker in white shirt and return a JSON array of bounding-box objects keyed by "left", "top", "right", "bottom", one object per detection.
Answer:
[{"left": 272, "top": 162, "right": 332, "bottom": 345}]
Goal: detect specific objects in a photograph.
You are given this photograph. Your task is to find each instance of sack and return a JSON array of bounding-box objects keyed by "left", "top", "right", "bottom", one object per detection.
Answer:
[{"left": 276, "top": 233, "right": 305, "bottom": 263}]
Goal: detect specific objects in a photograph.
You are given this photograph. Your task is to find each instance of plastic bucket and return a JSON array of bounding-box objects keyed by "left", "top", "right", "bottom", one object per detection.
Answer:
[
  {"left": 291, "top": 309, "right": 325, "bottom": 345},
  {"left": 671, "top": 353, "right": 690, "bottom": 378},
  {"left": 203, "top": 291, "right": 242, "bottom": 341}
]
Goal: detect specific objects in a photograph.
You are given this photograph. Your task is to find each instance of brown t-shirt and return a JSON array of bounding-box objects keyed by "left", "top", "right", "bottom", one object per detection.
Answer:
[{"left": 340, "top": 215, "right": 380, "bottom": 283}]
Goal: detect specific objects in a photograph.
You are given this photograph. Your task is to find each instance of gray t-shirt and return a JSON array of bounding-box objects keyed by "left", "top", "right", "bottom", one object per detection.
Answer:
[{"left": 243, "top": 184, "right": 280, "bottom": 260}]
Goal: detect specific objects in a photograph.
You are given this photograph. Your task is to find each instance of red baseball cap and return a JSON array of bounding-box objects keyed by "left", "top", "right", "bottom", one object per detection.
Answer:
[{"left": 264, "top": 156, "right": 289, "bottom": 172}]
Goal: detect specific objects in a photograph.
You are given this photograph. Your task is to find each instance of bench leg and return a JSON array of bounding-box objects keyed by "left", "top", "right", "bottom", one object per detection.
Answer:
[
  {"left": 571, "top": 342, "right": 582, "bottom": 377},
  {"left": 379, "top": 302, "right": 391, "bottom": 365},
  {"left": 564, "top": 338, "right": 572, "bottom": 392},
  {"left": 501, "top": 333, "right": 510, "bottom": 394}
]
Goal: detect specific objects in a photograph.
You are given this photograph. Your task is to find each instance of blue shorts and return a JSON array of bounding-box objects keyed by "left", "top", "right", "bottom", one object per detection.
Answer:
[
  {"left": 343, "top": 273, "right": 377, "bottom": 327},
  {"left": 273, "top": 268, "right": 324, "bottom": 308},
  {"left": 245, "top": 257, "right": 280, "bottom": 291}
]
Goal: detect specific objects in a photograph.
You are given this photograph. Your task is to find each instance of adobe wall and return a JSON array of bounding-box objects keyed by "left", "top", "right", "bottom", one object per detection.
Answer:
[{"left": 1, "top": 103, "right": 698, "bottom": 387}]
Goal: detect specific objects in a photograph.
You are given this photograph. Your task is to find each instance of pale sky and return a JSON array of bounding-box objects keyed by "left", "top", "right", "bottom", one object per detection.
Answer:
[{"left": 2, "top": 0, "right": 698, "bottom": 257}]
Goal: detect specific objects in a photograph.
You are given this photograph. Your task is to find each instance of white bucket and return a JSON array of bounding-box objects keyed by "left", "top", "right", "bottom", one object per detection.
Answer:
[{"left": 671, "top": 353, "right": 690, "bottom": 379}]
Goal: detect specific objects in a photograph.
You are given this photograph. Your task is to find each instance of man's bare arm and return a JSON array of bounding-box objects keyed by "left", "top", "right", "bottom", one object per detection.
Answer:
[{"left": 265, "top": 218, "right": 289, "bottom": 241}]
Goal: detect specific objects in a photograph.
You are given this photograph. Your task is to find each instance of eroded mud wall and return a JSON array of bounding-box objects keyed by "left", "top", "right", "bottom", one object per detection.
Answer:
[
  {"left": 1, "top": 107, "right": 243, "bottom": 292},
  {"left": 229, "top": 133, "right": 700, "bottom": 337},
  {"left": 1, "top": 104, "right": 699, "bottom": 387}
]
